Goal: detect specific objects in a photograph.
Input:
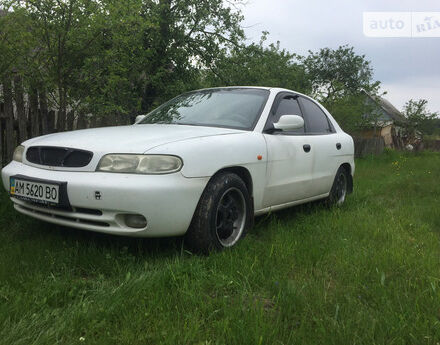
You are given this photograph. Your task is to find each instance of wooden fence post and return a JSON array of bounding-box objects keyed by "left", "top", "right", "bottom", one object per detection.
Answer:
[
  {"left": 354, "top": 137, "right": 385, "bottom": 157},
  {"left": 0, "top": 104, "right": 4, "bottom": 166},
  {"left": 2, "top": 76, "right": 16, "bottom": 162},
  {"left": 76, "top": 111, "right": 87, "bottom": 129},
  {"left": 47, "top": 110, "right": 55, "bottom": 133},
  {"left": 39, "top": 89, "right": 49, "bottom": 134},
  {"left": 29, "top": 85, "right": 39, "bottom": 138},
  {"left": 56, "top": 89, "right": 67, "bottom": 131},
  {"left": 66, "top": 110, "right": 74, "bottom": 131},
  {"left": 13, "top": 74, "right": 27, "bottom": 143}
]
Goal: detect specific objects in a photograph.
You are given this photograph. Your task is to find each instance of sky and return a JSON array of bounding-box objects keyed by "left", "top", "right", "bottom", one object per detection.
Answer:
[{"left": 240, "top": 0, "right": 440, "bottom": 114}]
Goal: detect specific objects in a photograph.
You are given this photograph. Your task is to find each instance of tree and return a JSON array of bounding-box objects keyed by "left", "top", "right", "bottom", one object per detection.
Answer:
[
  {"left": 0, "top": 7, "right": 35, "bottom": 78},
  {"left": 401, "top": 99, "right": 439, "bottom": 141},
  {"left": 140, "top": 0, "right": 244, "bottom": 112},
  {"left": 300, "top": 45, "right": 383, "bottom": 134},
  {"left": 0, "top": 6, "right": 37, "bottom": 155},
  {"left": 15, "top": 0, "right": 104, "bottom": 131},
  {"left": 75, "top": 0, "right": 149, "bottom": 124},
  {"left": 75, "top": 0, "right": 246, "bottom": 122},
  {"left": 325, "top": 94, "right": 372, "bottom": 134},
  {"left": 301, "top": 45, "right": 380, "bottom": 105},
  {"left": 205, "top": 32, "right": 311, "bottom": 93},
  {"left": 0, "top": 0, "right": 247, "bottom": 131}
]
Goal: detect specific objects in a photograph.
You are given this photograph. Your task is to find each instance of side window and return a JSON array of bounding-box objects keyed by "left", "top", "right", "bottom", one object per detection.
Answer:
[
  {"left": 272, "top": 96, "right": 304, "bottom": 134},
  {"left": 300, "top": 97, "right": 333, "bottom": 134}
]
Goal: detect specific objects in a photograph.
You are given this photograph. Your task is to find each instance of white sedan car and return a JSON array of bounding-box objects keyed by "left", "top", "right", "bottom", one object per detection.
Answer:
[{"left": 1, "top": 87, "right": 354, "bottom": 252}]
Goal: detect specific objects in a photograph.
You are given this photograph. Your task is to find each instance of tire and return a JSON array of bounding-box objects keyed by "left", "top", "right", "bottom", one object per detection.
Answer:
[
  {"left": 326, "top": 166, "right": 349, "bottom": 206},
  {"left": 185, "top": 172, "right": 253, "bottom": 254}
]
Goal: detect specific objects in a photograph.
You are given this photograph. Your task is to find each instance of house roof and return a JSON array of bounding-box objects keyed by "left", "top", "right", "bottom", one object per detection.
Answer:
[{"left": 363, "top": 90, "right": 406, "bottom": 123}]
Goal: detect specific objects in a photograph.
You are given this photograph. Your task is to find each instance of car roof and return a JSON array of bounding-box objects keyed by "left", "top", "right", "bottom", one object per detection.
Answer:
[
  {"left": 194, "top": 86, "right": 272, "bottom": 92},
  {"left": 193, "top": 86, "right": 311, "bottom": 98}
]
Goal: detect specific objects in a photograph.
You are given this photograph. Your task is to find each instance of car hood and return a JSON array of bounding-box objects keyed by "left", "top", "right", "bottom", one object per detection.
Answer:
[{"left": 23, "top": 124, "right": 243, "bottom": 153}]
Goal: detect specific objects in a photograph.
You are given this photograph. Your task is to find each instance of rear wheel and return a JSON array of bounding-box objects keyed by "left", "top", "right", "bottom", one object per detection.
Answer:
[
  {"left": 327, "top": 166, "right": 349, "bottom": 206},
  {"left": 185, "top": 172, "right": 252, "bottom": 254}
]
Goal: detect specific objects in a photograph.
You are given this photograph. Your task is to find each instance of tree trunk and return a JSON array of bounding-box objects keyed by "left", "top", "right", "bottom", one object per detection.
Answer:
[
  {"left": 2, "top": 76, "right": 15, "bottom": 161},
  {"left": 14, "top": 75, "right": 27, "bottom": 142},
  {"left": 39, "top": 88, "right": 49, "bottom": 134},
  {"left": 29, "top": 85, "right": 40, "bottom": 138}
]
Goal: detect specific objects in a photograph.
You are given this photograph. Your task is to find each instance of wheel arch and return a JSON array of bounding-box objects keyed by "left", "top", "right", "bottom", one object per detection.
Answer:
[
  {"left": 208, "top": 166, "right": 254, "bottom": 227},
  {"left": 340, "top": 163, "right": 353, "bottom": 194},
  {"left": 210, "top": 166, "right": 254, "bottom": 197}
]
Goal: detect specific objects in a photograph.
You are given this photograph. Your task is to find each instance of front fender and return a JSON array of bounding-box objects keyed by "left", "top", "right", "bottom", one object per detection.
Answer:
[{"left": 145, "top": 132, "right": 268, "bottom": 210}]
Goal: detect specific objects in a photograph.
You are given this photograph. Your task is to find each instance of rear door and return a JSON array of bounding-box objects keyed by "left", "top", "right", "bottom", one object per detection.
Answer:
[
  {"left": 262, "top": 93, "right": 314, "bottom": 207},
  {"left": 298, "top": 96, "right": 339, "bottom": 196}
]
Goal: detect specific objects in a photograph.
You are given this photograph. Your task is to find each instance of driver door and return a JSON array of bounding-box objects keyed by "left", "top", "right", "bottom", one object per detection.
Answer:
[{"left": 262, "top": 93, "right": 314, "bottom": 208}]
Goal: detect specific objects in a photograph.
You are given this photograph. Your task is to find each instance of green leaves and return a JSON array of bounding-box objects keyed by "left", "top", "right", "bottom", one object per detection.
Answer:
[
  {"left": 0, "top": 0, "right": 396, "bottom": 136},
  {"left": 140, "top": 0, "right": 245, "bottom": 112},
  {"left": 204, "top": 33, "right": 311, "bottom": 93},
  {"left": 301, "top": 45, "right": 380, "bottom": 104},
  {"left": 0, "top": 0, "right": 245, "bottom": 123},
  {"left": 401, "top": 99, "right": 439, "bottom": 139}
]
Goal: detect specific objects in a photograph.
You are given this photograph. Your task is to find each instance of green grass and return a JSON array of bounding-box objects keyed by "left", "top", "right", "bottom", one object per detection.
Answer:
[{"left": 1, "top": 150, "right": 440, "bottom": 345}]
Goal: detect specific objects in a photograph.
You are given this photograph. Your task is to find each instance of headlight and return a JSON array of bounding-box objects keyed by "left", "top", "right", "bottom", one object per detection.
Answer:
[
  {"left": 13, "top": 145, "right": 24, "bottom": 162},
  {"left": 96, "top": 154, "right": 183, "bottom": 174}
]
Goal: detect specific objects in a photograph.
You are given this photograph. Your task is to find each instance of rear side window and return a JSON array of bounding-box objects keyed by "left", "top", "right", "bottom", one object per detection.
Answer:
[
  {"left": 300, "top": 97, "right": 333, "bottom": 134},
  {"left": 272, "top": 96, "right": 304, "bottom": 134}
]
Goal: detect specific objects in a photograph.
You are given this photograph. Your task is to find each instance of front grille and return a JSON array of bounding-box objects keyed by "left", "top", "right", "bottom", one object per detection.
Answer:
[{"left": 26, "top": 146, "right": 93, "bottom": 167}]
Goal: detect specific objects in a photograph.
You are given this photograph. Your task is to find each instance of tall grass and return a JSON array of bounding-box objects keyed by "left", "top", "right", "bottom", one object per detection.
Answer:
[{"left": 0, "top": 151, "right": 439, "bottom": 345}]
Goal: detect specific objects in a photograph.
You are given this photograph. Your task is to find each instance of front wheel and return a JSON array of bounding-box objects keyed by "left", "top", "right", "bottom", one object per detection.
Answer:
[{"left": 185, "top": 172, "right": 253, "bottom": 254}]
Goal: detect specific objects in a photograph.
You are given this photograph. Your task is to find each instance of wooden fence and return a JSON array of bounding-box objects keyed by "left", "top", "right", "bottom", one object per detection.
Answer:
[
  {"left": 353, "top": 137, "right": 385, "bottom": 158},
  {"left": 0, "top": 105, "right": 132, "bottom": 167},
  {"left": 0, "top": 105, "right": 57, "bottom": 167},
  {"left": 419, "top": 139, "right": 440, "bottom": 152}
]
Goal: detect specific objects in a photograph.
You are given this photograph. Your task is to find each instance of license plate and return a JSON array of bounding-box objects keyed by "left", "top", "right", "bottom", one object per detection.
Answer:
[{"left": 10, "top": 178, "right": 60, "bottom": 205}]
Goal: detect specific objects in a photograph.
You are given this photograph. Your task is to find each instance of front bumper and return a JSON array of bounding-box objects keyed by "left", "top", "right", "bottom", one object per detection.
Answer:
[{"left": 1, "top": 162, "right": 209, "bottom": 237}]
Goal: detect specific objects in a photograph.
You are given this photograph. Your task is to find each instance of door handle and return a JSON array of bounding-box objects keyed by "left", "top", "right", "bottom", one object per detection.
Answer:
[
  {"left": 336, "top": 143, "right": 342, "bottom": 150},
  {"left": 303, "top": 144, "right": 311, "bottom": 153}
]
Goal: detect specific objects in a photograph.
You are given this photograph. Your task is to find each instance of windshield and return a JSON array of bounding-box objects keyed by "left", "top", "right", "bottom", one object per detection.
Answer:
[{"left": 139, "top": 88, "right": 270, "bottom": 130}]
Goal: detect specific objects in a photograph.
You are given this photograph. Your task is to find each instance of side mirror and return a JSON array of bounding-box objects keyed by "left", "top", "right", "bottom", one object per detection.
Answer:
[
  {"left": 135, "top": 115, "right": 146, "bottom": 124},
  {"left": 273, "top": 115, "right": 304, "bottom": 131}
]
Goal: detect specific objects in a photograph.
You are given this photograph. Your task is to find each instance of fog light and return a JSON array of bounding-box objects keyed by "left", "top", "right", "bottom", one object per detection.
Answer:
[{"left": 124, "top": 214, "right": 147, "bottom": 229}]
